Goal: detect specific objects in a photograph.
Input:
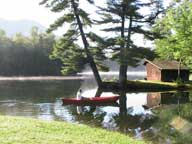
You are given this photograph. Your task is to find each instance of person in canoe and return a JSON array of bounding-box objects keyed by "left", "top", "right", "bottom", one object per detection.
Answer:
[
  {"left": 76, "top": 89, "right": 89, "bottom": 100},
  {"left": 76, "top": 89, "right": 85, "bottom": 114},
  {"left": 76, "top": 89, "right": 83, "bottom": 100}
]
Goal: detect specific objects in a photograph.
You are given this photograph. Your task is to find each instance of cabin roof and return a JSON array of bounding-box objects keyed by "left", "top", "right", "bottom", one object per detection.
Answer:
[{"left": 144, "top": 59, "right": 189, "bottom": 70}]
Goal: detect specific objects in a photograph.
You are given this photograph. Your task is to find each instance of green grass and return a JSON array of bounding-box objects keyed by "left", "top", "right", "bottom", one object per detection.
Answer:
[
  {"left": 103, "top": 80, "right": 192, "bottom": 92},
  {"left": 133, "top": 80, "right": 180, "bottom": 88},
  {"left": 129, "top": 80, "right": 178, "bottom": 86},
  {"left": 141, "top": 80, "right": 192, "bottom": 86},
  {"left": 126, "top": 80, "right": 192, "bottom": 91},
  {"left": 0, "top": 116, "right": 148, "bottom": 144}
]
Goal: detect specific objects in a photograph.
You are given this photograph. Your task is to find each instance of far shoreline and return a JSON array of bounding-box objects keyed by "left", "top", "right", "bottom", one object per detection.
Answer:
[{"left": 0, "top": 76, "right": 87, "bottom": 81}]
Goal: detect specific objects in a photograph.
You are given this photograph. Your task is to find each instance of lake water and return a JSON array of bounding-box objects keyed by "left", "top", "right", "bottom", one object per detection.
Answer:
[{"left": 0, "top": 76, "right": 192, "bottom": 144}]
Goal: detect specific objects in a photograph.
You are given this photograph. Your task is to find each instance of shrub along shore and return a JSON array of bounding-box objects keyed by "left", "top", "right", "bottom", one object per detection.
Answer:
[{"left": 0, "top": 115, "right": 148, "bottom": 144}]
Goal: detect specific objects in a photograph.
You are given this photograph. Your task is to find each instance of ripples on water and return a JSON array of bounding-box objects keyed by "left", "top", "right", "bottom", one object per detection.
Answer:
[{"left": 0, "top": 75, "right": 191, "bottom": 144}]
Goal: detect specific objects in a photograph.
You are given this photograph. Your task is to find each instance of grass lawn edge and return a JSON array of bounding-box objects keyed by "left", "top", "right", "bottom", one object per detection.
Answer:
[{"left": 0, "top": 115, "right": 149, "bottom": 144}]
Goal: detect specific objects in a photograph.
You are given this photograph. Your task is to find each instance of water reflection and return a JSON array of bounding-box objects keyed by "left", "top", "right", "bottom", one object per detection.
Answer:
[
  {"left": 0, "top": 80, "right": 192, "bottom": 143},
  {"left": 66, "top": 90, "right": 157, "bottom": 136},
  {"left": 60, "top": 89, "right": 192, "bottom": 143},
  {"left": 145, "top": 92, "right": 190, "bottom": 109}
]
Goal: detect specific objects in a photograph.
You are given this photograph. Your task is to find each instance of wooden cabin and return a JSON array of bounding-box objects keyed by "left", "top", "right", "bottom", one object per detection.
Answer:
[{"left": 144, "top": 59, "right": 189, "bottom": 82}]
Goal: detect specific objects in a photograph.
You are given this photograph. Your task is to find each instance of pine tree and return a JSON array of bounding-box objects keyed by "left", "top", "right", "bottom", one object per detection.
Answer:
[
  {"left": 96, "top": 0, "right": 164, "bottom": 88},
  {"left": 40, "top": 0, "right": 105, "bottom": 87}
]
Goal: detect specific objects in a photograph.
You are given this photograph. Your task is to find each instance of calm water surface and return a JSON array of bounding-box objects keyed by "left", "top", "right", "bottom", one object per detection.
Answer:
[{"left": 0, "top": 77, "right": 192, "bottom": 144}]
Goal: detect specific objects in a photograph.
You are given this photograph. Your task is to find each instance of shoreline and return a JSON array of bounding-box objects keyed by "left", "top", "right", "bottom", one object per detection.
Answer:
[{"left": 100, "top": 80, "right": 192, "bottom": 92}]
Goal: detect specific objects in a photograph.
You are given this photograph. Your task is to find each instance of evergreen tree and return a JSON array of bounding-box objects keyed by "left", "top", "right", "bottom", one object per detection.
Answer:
[
  {"left": 96, "top": 0, "right": 164, "bottom": 88},
  {"left": 40, "top": 0, "right": 106, "bottom": 87}
]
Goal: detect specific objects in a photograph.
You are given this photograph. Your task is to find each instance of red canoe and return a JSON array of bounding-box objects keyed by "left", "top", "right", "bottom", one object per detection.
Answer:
[{"left": 62, "top": 96, "right": 119, "bottom": 105}]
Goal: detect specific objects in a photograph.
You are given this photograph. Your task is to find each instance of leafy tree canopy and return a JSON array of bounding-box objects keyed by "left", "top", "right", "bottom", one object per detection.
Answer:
[{"left": 154, "top": 0, "right": 192, "bottom": 69}]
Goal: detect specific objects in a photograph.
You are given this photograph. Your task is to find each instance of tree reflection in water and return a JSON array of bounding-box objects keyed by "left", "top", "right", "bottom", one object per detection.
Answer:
[
  {"left": 67, "top": 89, "right": 156, "bottom": 135},
  {"left": 65, "top": 89, "right": 192, "bottom": 144},
  {"left": 146, "top": 91, "right": 192, "bottom": 143}
]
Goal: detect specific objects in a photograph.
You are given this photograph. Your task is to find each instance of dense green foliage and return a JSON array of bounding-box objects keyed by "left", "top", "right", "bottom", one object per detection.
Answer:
[
  {"left": 51, "top": 37, "right": 86, "bottom": 75},
  {"left": 154, "top": 0, "right": 192, "bottom": 69},
  {"left": 0, "top": 27, "right": 61, "bottom": 76},
  {"left": 0, "top": 115, "right": 147, "bottom": 144}
]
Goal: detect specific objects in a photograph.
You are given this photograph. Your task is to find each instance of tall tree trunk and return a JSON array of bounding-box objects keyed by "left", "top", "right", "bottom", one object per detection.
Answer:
[
  {"left": 119, "top": 3, "right": 133, "bottom": 89},
  {"left": 71, "top": 0, "right": 103, "bottom": 87},
  {"left": 119, "top": 3, "right": 126, "bottom": 89}
]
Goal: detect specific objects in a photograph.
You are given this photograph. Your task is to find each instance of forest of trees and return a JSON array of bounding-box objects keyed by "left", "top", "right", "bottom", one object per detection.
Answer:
[{"left": 0, "top": 27, "right": 62, "bottom": 76}]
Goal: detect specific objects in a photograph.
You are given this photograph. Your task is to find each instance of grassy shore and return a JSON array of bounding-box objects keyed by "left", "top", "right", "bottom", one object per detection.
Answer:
[
  {"left": 102, "top": 80, "right": 192, "bottom": 92},
  {"left": 127, "top": 80, "right": 192, "bottom": 90},
  {"left": 0, "top": 116, "right": 148, "bottom": 144}
]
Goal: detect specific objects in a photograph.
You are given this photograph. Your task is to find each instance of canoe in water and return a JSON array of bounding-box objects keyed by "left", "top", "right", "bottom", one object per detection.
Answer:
[{"left": 62, "top": 96, "right": 119, "bottom": 105}]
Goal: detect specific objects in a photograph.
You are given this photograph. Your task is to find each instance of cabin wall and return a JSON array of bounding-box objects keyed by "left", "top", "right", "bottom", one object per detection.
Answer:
[
  {"left": 161, "top": 70, "right": 189, "bottom": 82},
  {"left": 146, "top": 63, "right": 161, "bottom": 81},
  {"left": 145, "top": 61, "right": 189, "bottom": 82}
]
